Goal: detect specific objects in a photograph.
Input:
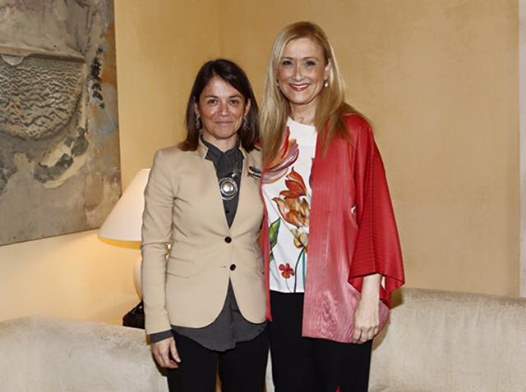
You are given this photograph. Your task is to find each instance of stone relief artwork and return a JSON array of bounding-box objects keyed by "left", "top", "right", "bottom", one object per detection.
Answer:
[{"left": 0, "top": 0, "right": 121, "bottom": 245}]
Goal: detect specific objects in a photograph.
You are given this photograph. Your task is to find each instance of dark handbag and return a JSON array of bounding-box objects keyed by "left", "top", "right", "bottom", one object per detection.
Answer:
[{"left": 122, "top": 301, "right": 145, "bottom": 329}]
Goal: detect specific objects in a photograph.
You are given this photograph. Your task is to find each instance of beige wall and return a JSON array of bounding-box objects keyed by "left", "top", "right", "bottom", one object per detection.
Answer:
[
  {"left": 221, "top": 0, "right": 520, "bottom": 297},
  {"left": 0, "top": 0, "right": 221, "bottom": 324},
  {"left": 520, "top": 0, "right": 526, "bottom": 297},
  {"left": 116, "top": 1, "right": 222, "bottom": 185},
  {"left": 0, "top": 0, "right": 520, "bottom": 324}
]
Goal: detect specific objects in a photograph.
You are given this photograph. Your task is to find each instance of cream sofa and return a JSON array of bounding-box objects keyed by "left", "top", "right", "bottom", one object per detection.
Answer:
[
  {"left": 369, "top": 288, "right": 526, "bottom": 392},
  {"left": 1, "top": 288, "right": 525, "bottom": 391}
]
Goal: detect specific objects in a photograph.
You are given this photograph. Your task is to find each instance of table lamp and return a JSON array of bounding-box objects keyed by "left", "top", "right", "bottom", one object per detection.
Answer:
[{"left": 98, "top": 168, "right": 150, "bottom": 297}]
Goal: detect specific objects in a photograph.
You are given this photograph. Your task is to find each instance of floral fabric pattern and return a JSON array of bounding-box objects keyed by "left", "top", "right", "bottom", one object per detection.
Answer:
[
  {"left": 272, "top": 169, "right": 310, "bottom": 291},
  {"left": 279, "top": 263, "right": 294, "bottom": 279},
  {"left": 262, "top": 118, "right": 317, "bottom": 293},
  {"left": 262, "top": 128, "right": 299, "bottom": 184}
]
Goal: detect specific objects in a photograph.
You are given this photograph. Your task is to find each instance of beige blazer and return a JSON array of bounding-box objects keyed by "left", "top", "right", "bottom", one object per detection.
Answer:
[{"left": 141, "top": 140, "right": 266, "bottom": 335}]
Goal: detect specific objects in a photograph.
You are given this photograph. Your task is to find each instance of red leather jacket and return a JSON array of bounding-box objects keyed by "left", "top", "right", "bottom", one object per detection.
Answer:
[{"left": 261, "top": 114, "right": 405, "bottom": 343}]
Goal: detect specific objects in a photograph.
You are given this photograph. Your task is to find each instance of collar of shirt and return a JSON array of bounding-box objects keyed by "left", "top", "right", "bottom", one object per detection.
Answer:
[{"left": 200, "top": 136, "right": 244, "bottom": 178}]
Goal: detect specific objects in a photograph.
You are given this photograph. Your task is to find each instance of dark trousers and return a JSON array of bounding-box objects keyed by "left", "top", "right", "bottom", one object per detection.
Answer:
[
  {"left": 167, "top": 329, "right": 269, "bottom": 392},
  {"left": 269, "top": 291, "right": 372, "bottom": 392}
]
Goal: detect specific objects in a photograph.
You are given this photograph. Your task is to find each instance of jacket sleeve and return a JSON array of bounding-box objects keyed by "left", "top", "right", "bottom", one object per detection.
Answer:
[
  {"left": 348, "top": 118, "right": 405, "bottom": 307},
  {"left": 141, "top": 149, "right": 175, "bottom": 335}
]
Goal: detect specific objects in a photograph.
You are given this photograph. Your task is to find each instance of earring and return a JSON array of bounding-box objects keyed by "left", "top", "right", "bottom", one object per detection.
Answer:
[
  {"left": 324, "top": 80, "right": 329, "bottom": 88},
  {"left": 194, "top": 116, "right": 202, "bottom": 130}
]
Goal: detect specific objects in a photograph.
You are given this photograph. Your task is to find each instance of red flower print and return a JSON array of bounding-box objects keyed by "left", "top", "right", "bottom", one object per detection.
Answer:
[
  {"left": 280, "top": 168, "right": 307, "bottom": 198},
  {"left": 279, "top": 263, "right": 295, "bottom": 279},
  {"left": 273, "top": 168, "right": 310, "bottom": 229},
  {"left": 273, "top": 197, "right": 310, "bottom": 228},
  {"left": 263, "top": 129, "right": 299, "bottom": 184}
]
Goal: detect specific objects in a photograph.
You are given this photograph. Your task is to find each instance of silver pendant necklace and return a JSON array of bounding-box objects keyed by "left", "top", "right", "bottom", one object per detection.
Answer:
[{"left": 219, "top": 167, "right": 241, "bottom": 201}]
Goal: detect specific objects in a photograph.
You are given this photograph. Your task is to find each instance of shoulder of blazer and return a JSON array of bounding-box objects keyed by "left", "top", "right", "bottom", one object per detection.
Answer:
[
  {"left": 246, "top": 147, "right": 262, "bottom": 171},
  {"left": 154, "top": 145, "right": 200, "bottom": 167}
]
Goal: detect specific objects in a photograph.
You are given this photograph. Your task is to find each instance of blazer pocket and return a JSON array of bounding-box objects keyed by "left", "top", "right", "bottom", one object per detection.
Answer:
[{"left": 166, "top": 259, "right": 201, "bottom": 278}]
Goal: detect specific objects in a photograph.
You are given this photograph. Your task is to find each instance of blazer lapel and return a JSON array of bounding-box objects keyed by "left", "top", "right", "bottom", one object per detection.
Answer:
[
  {"left": 231, "top": 149, "right": 262, "bottom": 234},
  {"left": 196, "top": 138, "right": 232, "bottom": 233},
  {"left": 229, "top": 157, "right": 248, "bottom": 231}
]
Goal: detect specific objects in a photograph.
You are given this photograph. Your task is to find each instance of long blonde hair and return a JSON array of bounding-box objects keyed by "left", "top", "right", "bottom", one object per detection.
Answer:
[{"left": 261, "top": 21, "right": 355, "bottom": 166}]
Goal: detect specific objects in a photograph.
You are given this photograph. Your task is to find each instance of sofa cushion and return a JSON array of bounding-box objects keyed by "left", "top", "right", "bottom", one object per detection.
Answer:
[
  {"left": 0, "top": 317, "right": 168, "bottom": 392},
  {"left": 370, "top": 288, "right": 526, "bottom": 392}
]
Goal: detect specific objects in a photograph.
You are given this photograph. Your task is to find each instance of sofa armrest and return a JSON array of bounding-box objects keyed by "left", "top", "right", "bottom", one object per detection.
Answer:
[
  {"left": 0, "top": 317, "right": 168, "bottom": 392},
  {"left": 370, "top": 288, "right": 526, "bottom": 392}
]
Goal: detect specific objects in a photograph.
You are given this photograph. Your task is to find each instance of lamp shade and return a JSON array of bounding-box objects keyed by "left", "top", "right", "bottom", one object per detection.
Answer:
[{"left": 98, "top": 169, "right": 150, "bottom": 242}]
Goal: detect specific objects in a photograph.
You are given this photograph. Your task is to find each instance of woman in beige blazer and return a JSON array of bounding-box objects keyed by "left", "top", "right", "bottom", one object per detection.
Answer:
[{"left": 141, "top": 59, "right": 268, "bottom": 392}]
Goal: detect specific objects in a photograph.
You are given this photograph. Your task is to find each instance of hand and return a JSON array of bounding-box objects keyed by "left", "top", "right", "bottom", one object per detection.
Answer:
[
  {"left": 352, "top": 273, "right": 381, "bottom": 344},
  {"left": 151, "top": 337, "right": 181, "bottom": 368}
]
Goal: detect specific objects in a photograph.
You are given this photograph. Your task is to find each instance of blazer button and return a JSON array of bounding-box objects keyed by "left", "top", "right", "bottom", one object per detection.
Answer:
[
  {"left": 224, "top": 236, "right": 232, "bottom": 243},
  {"left": 230, "top": 264, "right": 236, "bottom": 271}
]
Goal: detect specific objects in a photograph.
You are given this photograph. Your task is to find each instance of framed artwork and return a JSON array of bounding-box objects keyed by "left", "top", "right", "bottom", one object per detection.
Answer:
[{"left": 0, "top": 0, "right": 121, "bottom": 246}]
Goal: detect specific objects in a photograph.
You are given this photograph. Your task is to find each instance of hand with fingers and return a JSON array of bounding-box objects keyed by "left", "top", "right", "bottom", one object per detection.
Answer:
[
  {"left": 352, "top": 273, "right": 381, "bottom": 344},
  {"left": 352, "top": 295, "right": 380, "bottom": 343},
  {"left": 151, "top": 337, "right": 181, "bottom": 368}
]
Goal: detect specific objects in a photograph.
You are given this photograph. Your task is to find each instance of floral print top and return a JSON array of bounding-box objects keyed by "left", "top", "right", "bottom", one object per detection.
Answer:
[{"left": 262, "top": 118, "right": 316, "bottom": 293}]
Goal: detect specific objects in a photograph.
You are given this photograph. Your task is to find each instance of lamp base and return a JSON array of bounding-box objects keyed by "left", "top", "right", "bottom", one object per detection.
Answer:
[
  {"left": 134, "top": 256, "right": 142, "bottom": 298},
  {"left": 123, "top": 301, "right": 144, "bottom": 329},
  {"left": 123, "top": 256, "right": 144, "bottom": 329}
]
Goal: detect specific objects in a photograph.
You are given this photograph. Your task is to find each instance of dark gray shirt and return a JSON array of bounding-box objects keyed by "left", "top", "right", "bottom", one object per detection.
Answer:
[{"left": 149, "top": 140, "right": 266, "bottom": 351}]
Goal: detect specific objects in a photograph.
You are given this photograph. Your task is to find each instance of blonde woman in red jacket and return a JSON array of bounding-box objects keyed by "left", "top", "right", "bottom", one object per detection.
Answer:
[{"left": 260, "top": 21, "right": 405, "bottom": 392}]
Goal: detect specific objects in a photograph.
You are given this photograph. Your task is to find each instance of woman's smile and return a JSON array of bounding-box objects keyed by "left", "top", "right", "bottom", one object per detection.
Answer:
[{"left": 288, "top": 82, "right": 310, "bottom": 92}]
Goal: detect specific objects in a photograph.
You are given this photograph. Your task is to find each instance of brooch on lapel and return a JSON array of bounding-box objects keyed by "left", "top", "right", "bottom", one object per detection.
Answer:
[{"left": 248, "top": 166, "right": 262, "bottom": 179}]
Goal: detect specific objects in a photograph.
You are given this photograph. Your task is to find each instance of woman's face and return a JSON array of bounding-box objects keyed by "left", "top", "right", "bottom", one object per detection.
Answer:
[
  {"left": 196, "top": 76, "right": 250, "bottom": 147},
  {"left": 277, "top": 37, "right": 330, "bottom": 110}
]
